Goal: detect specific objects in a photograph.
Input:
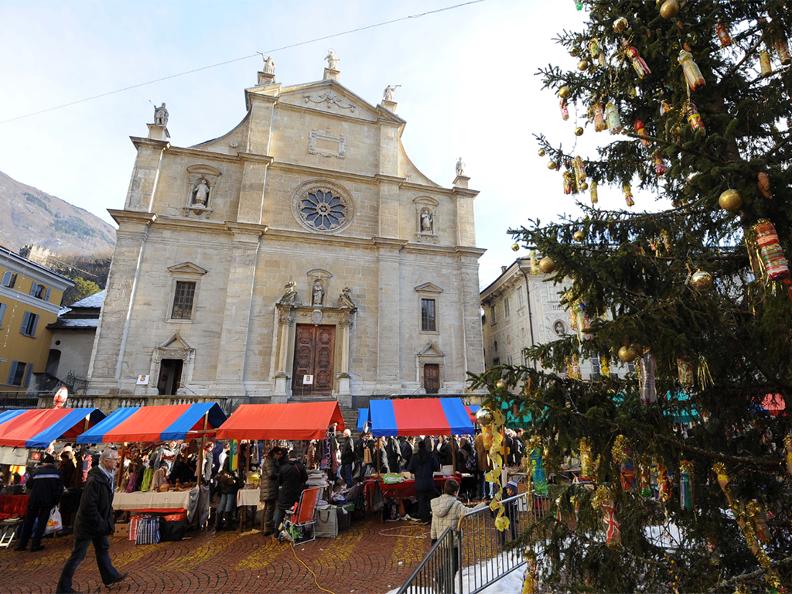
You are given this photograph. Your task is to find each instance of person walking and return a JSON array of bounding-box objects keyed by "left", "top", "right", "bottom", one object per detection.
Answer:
[
  {"left": 407, "top": 440, "right": 439, "bottom": 523},
  {"left": 14, "top": 453, "right": 63, "bottom": 552},
  {"left": 339, "top": 429, "right": 356, "bottom": 487},
  {"left": 272, "top": 456, "right": 308, "bottom": 539},
  {"left": 56, "top": 448, "right": 126, "bottom": 593},
  {"left": 259, "top": 446, "right": 285, "bottom": 536}
]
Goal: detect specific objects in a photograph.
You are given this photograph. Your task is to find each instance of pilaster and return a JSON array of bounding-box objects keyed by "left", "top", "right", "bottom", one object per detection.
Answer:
[
  {"left": 374, "top": 238, "right": 404, "bottom": 391},
  {"left": 213, "top": 227, "right": 263, "bottom": 395},
  {"left": 125, "top": 138, "right": 168, "bottom": 212}
]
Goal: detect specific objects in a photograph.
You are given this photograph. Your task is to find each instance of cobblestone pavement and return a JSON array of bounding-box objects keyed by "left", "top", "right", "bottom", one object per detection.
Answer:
[{"left": 0, "top": 520, "right": 430, "bottom": 594}]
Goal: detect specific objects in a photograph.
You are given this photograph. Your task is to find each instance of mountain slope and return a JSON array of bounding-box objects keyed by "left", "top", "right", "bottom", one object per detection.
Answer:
[{"left": 0, "top": 170, "right": 115, "bottom": 256}]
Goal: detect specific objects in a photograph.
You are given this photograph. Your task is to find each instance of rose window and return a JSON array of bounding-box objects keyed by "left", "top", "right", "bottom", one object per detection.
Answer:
[{"left": 299, "top": 189, "right": 347, "bottom": 231}]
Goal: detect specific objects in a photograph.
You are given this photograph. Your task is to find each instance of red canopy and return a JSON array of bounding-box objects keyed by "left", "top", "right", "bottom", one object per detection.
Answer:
[{"left": 215, "top": 401, "right": 345, "bottom": 441}]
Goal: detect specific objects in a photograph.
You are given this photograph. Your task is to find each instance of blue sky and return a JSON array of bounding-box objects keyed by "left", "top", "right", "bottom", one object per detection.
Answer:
[{"left": 0, "top": 0, "right": 627, "bottom": 286}]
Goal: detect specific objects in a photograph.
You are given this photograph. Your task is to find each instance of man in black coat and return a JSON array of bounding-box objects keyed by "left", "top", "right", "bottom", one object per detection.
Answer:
[
  {"left": 14, "top": 453, "right": 63, "bottom": 552},
  {"left": 56, "top": 448, "right": 126, "bottom": 593},
  {"left": 272, "top": 457, "right": 308, "bottom": 537},
  {"left": 407, "top": 440, "right": 440, "bottom": 523}
]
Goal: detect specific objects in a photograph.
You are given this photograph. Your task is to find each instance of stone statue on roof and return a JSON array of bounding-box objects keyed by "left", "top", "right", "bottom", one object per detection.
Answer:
[
  {"left": 325, "top": 49, "right": 340, "bottom": 70},
  {"left": 262, "top": 55, "right": 275, "bottom": 75},
  {"left": 154, "top": 102, "right": 168, "bottom": 127}
]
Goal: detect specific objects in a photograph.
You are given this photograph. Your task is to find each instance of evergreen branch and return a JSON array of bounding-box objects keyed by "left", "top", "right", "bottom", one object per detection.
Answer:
[{"left": 706, "top": 555, "right": 792, "bottom": 592}]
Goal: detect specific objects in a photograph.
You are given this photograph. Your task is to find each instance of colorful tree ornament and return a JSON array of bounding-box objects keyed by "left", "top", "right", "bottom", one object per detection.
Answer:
[
  {"left": 784, "top": 435, "right": 792, "bottom": 476},
  {"left": 679, "top": 461, "right": 694, "bottom": 511},
  {"left": 622, "top": 182, "right": 634, "bottom": 207},
  {"left": 715, "top": 23, "right": 732, "bottom": 47},
  {"left": 588, "top": 38, "right": 605, "bottom": 66},
  {"left": 638, "top": 350, "right": 657, "bottom": 404},
  {"left": 658, "top": 0, "right": 679, "bottom": 19},
  {"left": 718, "top": 188, "right": 742, "bottom": 211},
  {"left": 591, "top": 486, "right": 620, "bottom": 547},
  {"left": 605, "top": 101, "right": 622, "bottom": 133},
  {"left": 560, "top": 99, "right": 570, "bottom": 120},
  {"left": 633, "top": 119, "right": 650, "bottom": 146},
  {"left": 592, "top": 102, "right": 607, "bottom": 131},
  {"left": 572, "top": 155, "right": 587, "bottom": 186},
  {"left": 563, "top": 170, "right": 575, "bottom": 194},
  {"left": 752, "top": 219, "right": 790, "bottom": 281},
  {"left": 612, "top": 17, "right": 629, "bottom": 33},
  {"left": 590, "top": 180, "right": 599, "bottom": 204},
  {"left": 612, "top": 435, "right": 636, "bottom": 492},
  {"left": 654, "top": 152, "right": 668, "bottom": 176},
  {"left": 623, "top": 43, "right": 651, "bottom": 79},
  {"left": 686, "top": 101, "right": 705, "bottom": 134},
  {"left": 759, "top": 50, "right": 772, "bottom": 76},
  {"left": 757, "top": 171, "right": 772, "bottom": 199},
  {"left": 678, "top": 50, "right": 705, "bottom": 91},
  {"left": 773, "top": 35, "right": 791, "bottom": 65}
]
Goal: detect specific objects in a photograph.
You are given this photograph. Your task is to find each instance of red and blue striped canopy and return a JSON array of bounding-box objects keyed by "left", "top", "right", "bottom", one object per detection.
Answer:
[
  {"left": 0, "top": 408, "right": 105, "bottom": 448},
  {"left": 77, "top": 402, "right": 226, "bottom": 444},
  {"left": 368, "top": 398, "right": 475, "bottom": 436}
]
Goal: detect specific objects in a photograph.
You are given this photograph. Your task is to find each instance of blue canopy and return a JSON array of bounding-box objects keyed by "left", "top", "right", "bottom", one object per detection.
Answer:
[
  {"left": 356, "top": 408, "right": 369, "bottom": 432},
  {"left": 368, "top": 397, "right": 475, "bottom": 436}
]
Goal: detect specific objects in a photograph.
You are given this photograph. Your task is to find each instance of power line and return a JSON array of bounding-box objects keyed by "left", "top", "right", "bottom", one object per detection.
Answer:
[{"left": 0, "top": 0, "right": 485, "bottom": 125}]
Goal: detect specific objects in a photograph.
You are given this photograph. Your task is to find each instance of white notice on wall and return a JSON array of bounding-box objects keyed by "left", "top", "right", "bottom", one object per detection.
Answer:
[
  {"left": 302, "top": 374, "right": 314, "bottom": 385},
  {"left": 136, "top": 374, "right": 150, "bottom": 385}
]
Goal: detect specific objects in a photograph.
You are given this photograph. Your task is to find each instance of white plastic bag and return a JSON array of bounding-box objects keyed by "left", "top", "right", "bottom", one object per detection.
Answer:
[{"left": 45, "top": 507, "right": 62, "bottom": 535}]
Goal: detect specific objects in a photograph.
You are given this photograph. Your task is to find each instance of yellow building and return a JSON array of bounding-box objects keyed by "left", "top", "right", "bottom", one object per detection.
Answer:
[{"left": 0, "top": 246, "right": 73, "bottom": 392}]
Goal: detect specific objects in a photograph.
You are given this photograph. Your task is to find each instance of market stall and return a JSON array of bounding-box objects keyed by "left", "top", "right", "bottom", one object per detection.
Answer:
[
  {"left": 215, "top": 401, "right": 345, "bottom": 440},
  {"left": 77, "top": 402, "right": 227, "bottom": 517},
  {"left": 217, "top": 401, "right": 346, "bottom": 535},
  {"left": 367, "top": 397, "right": 475, "bottom": 436},
  {"left": 0, "top": 407, "right": 105, "bottom": 448}
]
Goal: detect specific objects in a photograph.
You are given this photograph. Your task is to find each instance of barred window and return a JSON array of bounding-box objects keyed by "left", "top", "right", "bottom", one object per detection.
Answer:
[
  {"left": 421, "top": 298, "right": 436, "bottom": 332},
  {"left": 171, "top": 281, "right": 196, "bottom": 319}
]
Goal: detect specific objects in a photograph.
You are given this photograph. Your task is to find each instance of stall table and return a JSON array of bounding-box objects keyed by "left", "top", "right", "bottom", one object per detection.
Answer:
[
  {"left": 113, "top": 490, "right": 192, "bottom": 513},
  {"left": 235, "top": 488, "right": 264, "bottom": 532},
  {"left": 364, "top": 473, "right": 462, "bottom": 510}
]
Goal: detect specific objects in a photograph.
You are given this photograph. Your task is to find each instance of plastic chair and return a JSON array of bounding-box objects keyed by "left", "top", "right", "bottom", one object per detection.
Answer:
[
  {"left": 283, "top": 487, "right": 321, "bottom": 544},
  {"left": 0, "top": 495, "right": 28, "bottom": 549}
]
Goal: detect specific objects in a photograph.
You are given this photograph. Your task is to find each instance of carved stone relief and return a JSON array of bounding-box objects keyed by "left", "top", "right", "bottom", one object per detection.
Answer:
[
  {"left": 183, "top": 164, "right": 221, "bottom": 217},
  {"left": 303, "top": 92, "right": 356, "bottom": 113}
]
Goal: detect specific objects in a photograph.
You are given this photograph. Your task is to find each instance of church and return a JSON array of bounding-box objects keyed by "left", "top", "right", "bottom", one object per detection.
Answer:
[{"left": 86, "top": 54, "right": 485, "bottom": 406}]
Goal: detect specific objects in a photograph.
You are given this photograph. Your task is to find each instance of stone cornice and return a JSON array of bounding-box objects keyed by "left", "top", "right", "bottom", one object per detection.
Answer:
[
  {"left": 455, "top": 246, "right": 487, "bottom": 258},
  {"left": 149, "top": 216, "right": 228, "bottom": 234},
  {"left": 371, "top": 237, "right": 407, "bottom": 249},
  {"left": 265, "top": 228, "right": 375, "bottom": 249},
  {"left": 130, "top": 136, "right": 169, "bottom": 151},
  {"left": 225, "top": 221, "right": 268, "bottom": 236},
  {"left": 399, "top": 181, "right": 454, "bottom": 196},
  {"left": 451, "top": 187, "right": 480, "bottom": 198},
  {"left": 108, "top": 209, "right": 157, "bottom": 226},
  {"left": 238, "top": 152, "right": 274, "bottom": 165},
  {"left": 373, "top": 173, "right": 406, "bottom": 185},
  {"left": 165, "top": 145, "right": 241, "bottom": 164},
  {"left": 269, "top": 162, "right": 376, "bottom": 185},
  {"left": 276, "top": 100, "right": 376, "bottom": 125}
]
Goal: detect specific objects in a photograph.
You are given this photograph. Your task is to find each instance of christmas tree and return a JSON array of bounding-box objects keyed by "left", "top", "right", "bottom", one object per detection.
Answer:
[{"left": 472, "top": 1, "right": 791, "bottom": 591}]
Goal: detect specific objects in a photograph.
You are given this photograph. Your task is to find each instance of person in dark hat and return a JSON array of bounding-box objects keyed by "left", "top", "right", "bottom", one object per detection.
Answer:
[
  {"left": 15, "top": 453, "right": 63, "bottom": 552},
  {"left": 259, "top": 446, "right": 286, "bottom": 536}
]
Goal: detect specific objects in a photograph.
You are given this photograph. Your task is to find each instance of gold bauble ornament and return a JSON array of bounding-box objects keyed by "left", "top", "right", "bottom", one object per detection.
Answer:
[
  {"left": 538, "top": 148, "right": 546, "bottom": 157},
  {"left": 613, "top": 17, "right": 629, "bottom": 33},
  {"left": 659, "top": 0, "right": 680, "bottom": 19},
  {"left": 548, "top": 161, "right": 558, "bottom": 170},
  {"left": 558, "top": 86, "right": 571, "bottom": 99},
  {"left": 573, "top": 230, "right": 585, "bottom": 242},
  {"left": 718, "top": 189, "right": 742, "bottom": 212},
  {"left": 475, "top": 408, "right": 494, "bottom": 426},
  {"left": 575, "top": 126, "right": 584, "bottom": 136},
  {"left": 689, "top": 269, "right": 713, "bottom": 290},
  {"left": 617, "top": 345, "right": 638, "bottom": 363},
  {"left": 495, "top": 379, "right": 507, "bottom": 390},
  {"left": 577, "top": 59, "right": 590, "bottom": 71},
  {"left": 511, "top": 243, "right": 520, "bottom": 252},
  {"left": 579, "top": 182, "right": 589, "bottom": 191},
  {"left": 539, "top": 256, "right": 556, "bottom": 274}
]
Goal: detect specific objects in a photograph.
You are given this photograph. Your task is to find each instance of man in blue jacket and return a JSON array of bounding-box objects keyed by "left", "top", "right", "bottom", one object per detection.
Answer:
[
  {"left": 14, "top": 453, "right": 63, "bottom": 552},
  {"left": 56, "top": 448, "right": 126, "bottom": 593}
]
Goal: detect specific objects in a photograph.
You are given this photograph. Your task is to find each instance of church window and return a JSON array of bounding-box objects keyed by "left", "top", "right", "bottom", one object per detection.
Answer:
[
  {"left": 171, "top": 281, "right": 196, "bottom": 320},
  {"left": 299, "top": 189, "right": 347, "bottom": 231},
  {"left": 421, "top": 298, "right": 436, "bottom": 332}
]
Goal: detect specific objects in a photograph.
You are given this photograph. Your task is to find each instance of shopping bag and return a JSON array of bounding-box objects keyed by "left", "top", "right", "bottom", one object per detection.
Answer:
[
  {"left": 45, "top": 507, "right": 63, "bottom": 535},
  {"left": 315, "top": 506, "right": 338, "bottom": 538}
]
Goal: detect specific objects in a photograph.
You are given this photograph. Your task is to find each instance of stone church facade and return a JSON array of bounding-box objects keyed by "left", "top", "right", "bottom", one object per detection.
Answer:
[{"left": 87, "top": 57, "right": 485, "bottom": 405}]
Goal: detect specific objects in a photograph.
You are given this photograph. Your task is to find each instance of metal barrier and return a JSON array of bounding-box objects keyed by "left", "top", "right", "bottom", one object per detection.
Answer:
[
  {"left": 397, "top": 491, "right": 548, "bottom": 594},
  {"left": 397, "top": 526, "right": 459, "bottom": 594}
]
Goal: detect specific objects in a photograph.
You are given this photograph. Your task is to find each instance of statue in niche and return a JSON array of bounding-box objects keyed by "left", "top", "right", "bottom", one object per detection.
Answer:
[
  {"left": 278, "top": 280, "right": 300, "bottom": 305},
  {"left": 154, "top": 103, "right": 169, "bottom": 127},
  {"left": 191, "top": 177, "right": 210, "bottom": 207},
  {"left": 455, "top": 157, "right": 465, "bottom": 177},
  {"left": 420, "top": 208, "right": 434, "bottom": 234},
  {"left": 325, "top": 49, "right": 340, "bottom": 70},
  {"left": 312, "top": 279, "right": 325, "bottom": 306},
  {"left": 337, "top": 287, "right": 357, "bottom": 310},
  {"left": 262, "top": 55, "right": 275, "bottom": 75},
  {"left": 383, "top": 84, "right": 401, "bottom": 102}
]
